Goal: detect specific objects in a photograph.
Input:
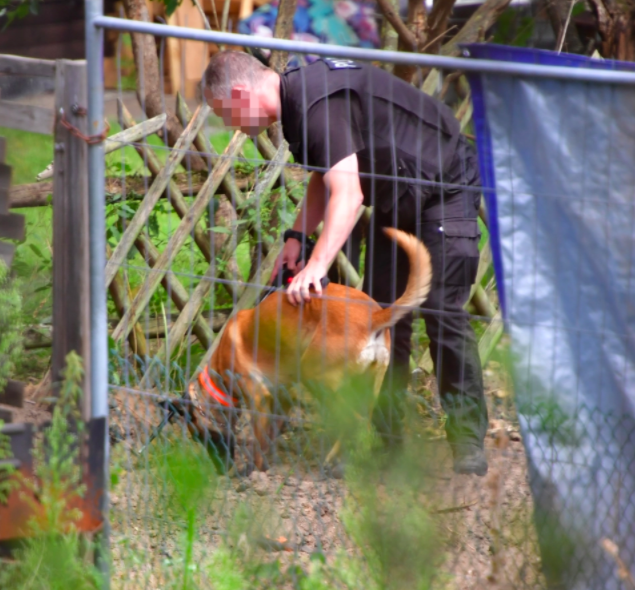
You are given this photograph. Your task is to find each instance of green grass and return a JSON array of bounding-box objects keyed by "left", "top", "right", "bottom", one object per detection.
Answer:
[
  {"left": 2, "top": 122, "right": 255, "bottom": 374},
  {"left": 2, "top": 126, "right": 55, "bottom": 330}
]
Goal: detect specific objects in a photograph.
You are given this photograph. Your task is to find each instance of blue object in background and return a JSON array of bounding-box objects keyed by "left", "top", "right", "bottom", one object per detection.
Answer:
[
  {"left": 238, "top": 0, "right": 380, "bottom": 66},
  {"left": 466, "top": 43, "right": 635, "bottom": 590}
]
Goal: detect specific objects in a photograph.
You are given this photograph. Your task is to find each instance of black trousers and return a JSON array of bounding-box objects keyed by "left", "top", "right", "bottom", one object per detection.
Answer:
[{"left": 362, "top": 150, "right": 489, "bottom": 448}]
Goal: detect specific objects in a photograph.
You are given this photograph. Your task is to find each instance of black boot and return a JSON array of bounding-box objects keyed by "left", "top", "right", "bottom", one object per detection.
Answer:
[{"left": 451, "top": 441, "right": 488, "bottom": 476}]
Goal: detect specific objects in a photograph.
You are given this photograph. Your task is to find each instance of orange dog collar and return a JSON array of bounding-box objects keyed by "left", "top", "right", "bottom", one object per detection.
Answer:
[{"left": 198, "top": 366, "right": 238, "bottom": 407}]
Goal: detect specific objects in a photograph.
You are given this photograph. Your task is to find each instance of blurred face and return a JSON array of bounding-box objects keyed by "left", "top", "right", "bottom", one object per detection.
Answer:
[{"left": 205, "top": 86, "right": 270, "bottom": 136}]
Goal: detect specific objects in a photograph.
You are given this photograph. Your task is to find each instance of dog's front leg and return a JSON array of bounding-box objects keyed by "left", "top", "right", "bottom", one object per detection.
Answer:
[{"left": 244, "top": 377, "right": 273, "bottom": 472}]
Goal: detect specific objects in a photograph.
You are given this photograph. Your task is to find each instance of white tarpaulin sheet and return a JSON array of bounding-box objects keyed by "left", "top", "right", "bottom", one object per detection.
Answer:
[{"left": 466, "top": 44, "right": 635, "bottom": 589}]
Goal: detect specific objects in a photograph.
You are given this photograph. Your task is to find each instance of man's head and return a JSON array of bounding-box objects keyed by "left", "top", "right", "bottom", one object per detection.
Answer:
[{"left": 203, "top": 51, "right": 280, "bottom": 136}]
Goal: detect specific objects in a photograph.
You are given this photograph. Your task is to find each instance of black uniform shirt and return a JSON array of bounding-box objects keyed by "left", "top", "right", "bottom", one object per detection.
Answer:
[{"left": 279, "top": 58, "right": 466, "bottom": 214}]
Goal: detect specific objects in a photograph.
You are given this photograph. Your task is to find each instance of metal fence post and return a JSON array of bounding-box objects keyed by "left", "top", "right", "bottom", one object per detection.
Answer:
[{"left": 85, "top": 0, "right": 109, "bottom": 586}]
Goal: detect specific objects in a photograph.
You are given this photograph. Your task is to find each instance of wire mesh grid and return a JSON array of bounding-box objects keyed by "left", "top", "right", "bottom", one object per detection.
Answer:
[{"left": 98, "top": 27, "right": 635, "bottom": 590}]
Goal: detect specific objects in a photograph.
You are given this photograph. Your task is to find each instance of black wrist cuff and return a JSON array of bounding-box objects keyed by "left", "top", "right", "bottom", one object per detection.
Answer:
[{"left": 283, "top": 229, "right": 308, "bottom": 244}]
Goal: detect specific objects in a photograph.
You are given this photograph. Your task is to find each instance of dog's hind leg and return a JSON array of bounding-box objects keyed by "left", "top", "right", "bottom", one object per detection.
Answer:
[{"left": 242, "top": 375, "right": 274, "bottom": 472}]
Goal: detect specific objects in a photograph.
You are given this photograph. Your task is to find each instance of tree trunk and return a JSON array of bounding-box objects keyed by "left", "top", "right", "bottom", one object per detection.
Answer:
[
  {"left": 588, "top": 0, "right": 635, "bottom": 60},
  {"left": 426, "top": 0, "right": 459, "bottom": 54},
  {"left": 267, "top": 0, "right": 298, "bottom": 147},
  {"left": 439, "top": 0, "right": 513, "bottom": 57},
  {"left": 377, "top": 0, "right": 512, "bottom": 84},
  {"left": 122, "top": 0, "right": 206, "bottom": 171},
  {"left": 394, "top": 0, "right": 428, "bottom": 82},
  {"left": 380, "top": 0, "right": 400, "bottom": 73},
  {"left": 546, "top": 0, "right": 585, "bottom": 53}
]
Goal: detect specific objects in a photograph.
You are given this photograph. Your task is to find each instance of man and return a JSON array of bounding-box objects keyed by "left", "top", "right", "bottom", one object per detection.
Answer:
[{"left": 203, "top": 51, "right": 489, "bottom": 476}]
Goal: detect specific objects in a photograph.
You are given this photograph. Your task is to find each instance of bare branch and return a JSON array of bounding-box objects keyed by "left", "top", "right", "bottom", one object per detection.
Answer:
[
  {"left": 393, "top": 0, "right": 427, "bottom": 81},
  {"left": 440, "top": 0, "right": 513, "bottom": 57},
  {"left": 269, "top": 0, "right": 299, "bottom": 72},
  {"left": 426, "top": 0, "right": 458, "bottom": 54},
  {"left": 122, "top": 0, "right": 207, "bottom": 171},
  {"left": 376, "top": 0, "right": 417, "bottom": 50}
]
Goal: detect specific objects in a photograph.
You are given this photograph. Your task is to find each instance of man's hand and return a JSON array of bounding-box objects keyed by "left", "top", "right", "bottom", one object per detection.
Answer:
[
  {"left": 270, "top": 238, "right": 302, "bottom": 285},
  {"left": 287, "top": 259, "right": 327, "bottom": 305}
]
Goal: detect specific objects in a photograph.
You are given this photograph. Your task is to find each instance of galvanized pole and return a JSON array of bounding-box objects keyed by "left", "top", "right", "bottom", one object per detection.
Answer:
[{"left": 85, "top": 0, "right": 110, "bottom": 586}]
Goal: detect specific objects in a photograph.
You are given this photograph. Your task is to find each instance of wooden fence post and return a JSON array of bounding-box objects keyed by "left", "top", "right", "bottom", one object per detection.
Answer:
[{"left": 52, "top": 59, "right": 91, "bottom": 419}]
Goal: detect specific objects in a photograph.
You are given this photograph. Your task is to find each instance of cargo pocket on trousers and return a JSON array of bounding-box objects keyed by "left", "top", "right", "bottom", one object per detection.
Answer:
[{"left": 421, "top": 219, "right": 481, "bottom": 287}]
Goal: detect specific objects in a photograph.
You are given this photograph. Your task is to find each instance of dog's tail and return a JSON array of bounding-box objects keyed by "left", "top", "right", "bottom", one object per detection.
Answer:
[{"left": 370, "top": 228, "right": 432, "bottom": 333}]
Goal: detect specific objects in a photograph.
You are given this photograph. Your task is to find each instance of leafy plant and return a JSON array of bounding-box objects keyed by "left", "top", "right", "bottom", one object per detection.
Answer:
[
  {"left": 0, "top": 0, "right": 38, "bottom": 29},
  {"left": 0, "top": 418, "right": 16, "bottom": 504},
  {"left": 491, "top": 7, "right": 535, "bottom": 48},
  {"left": 149, "top": 435, "right": 220, "bottom": 590},
  {"left": 0, "top": 351, "right": 102, "bottom": 589},
  {"left": 0, "top": 260, "right": 23, "bottom": 391},
  {"left": 23, "top": 351, "right": 87, "bottom": 532}
]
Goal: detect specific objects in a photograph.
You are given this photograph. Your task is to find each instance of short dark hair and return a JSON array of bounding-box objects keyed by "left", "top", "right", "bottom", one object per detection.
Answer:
[{"left": 203, "top": 51, "right": 270, "bottom": 100}]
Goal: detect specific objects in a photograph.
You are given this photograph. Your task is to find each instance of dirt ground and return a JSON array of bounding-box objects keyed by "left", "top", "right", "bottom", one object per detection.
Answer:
[
  {"left": 1, "top": 335, "right": 543, "bottom": 589},
  {"left": 105, "top": 350, "right": 545, "bottom": 590}
]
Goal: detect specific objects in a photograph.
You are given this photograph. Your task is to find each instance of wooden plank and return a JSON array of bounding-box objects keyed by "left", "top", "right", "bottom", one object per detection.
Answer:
[
  {"left": 143, "top": 141, "right": 290, "bottom": 371},
  {"left": 0, "top": 163, "right": 13, "bottom": 215},
  {"left": 174, "top": 95, "right": 245, "bottom": 299},
  {"left": 0, "top": 409, "right": 12, "bottom": 423},
  {"left": 468, "top": 239, "right": 492, "bottom": 302},
  {"left": 106, "top": 243, "right": 148, "bottom": 358},
  {"left": 471, "top": 285, "right": 496, "bottom": 319},
  {"left": 176, "top": 93, "right": 244, "bottom": 208},
  {"left": 255, "top": 134, "right": 306, "bottom": 205},
  {"left": 0, "top": 100, "right": 55, "bottom": 135},
  {"left": 0, "top": 21, "right": 85, "bottom": 52},
  {"left": 33, "top": 114, "right": 169, "bottom": 183},
  {"left": 2, "top": 40, "right": 86, "bottom": 62},
  {"left": 104, "top": 114, "right": 167, "bottom": 153},
  {"left": 133, "top": 233, "right": 214, "bottom": 348},
  {"left": 111, "top": 130, "right": 248, "bottom": 343},
  {"left": 478, "top": 311, "right": 505, "bottom": 367},
  {"left": 0, "top": 380, "right": 24, "bottom": 408},
  {"left": 171, "top": 3, "right": 208, "bottom": 99},
  {"left": 51, "top": 59, "right": 91, "bottom": 419},
  {"left": 0, "top": 137, "right": 5, "bottom": 163},
  {"left": 0, "top": 241, "right": 14, "bottom": 267},
  {"left": 5, "top": 423, "right": 32, "bottom": 470},
  {"left": 104, "top": 103, "right": 210, "bottom": 288},
  {"left": 8, "top": 175, "right": 256, "bottom": 209},
  {"left": 313, "top": 207, "right": 364, "bottom": 289},
  {"left": 0, "top": 54, "right": 55, "bottom": 78},
  {"left": 118, "top": 103, "right": 215, "bottom": 269},
  {"left": 8, "top": 181, "right": 52, "bottom": 208},
  {"left": 0, "top": 213, "right": 25, "bottom": 241},
  {"left": 166, "top": 13, "right": 183, "bottom": 96}
]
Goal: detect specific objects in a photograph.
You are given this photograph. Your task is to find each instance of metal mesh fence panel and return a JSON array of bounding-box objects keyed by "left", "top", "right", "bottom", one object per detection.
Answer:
[{"left": 87, "top": 19, "right": 635, "bottom": 590}]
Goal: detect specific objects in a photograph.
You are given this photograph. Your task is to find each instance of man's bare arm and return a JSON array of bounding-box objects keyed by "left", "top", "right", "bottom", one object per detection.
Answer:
[
  {"left": 270, "top": 171, "right": 327, "bottom": 282},
  {"left": 309, "top": 154, "right": 364, "bottom": 269},
  {"left": 286, "top": 153, "right": 364, "bottom": 305},
  {"left": 292, "top": 171, "right": 327, "bottom": 237}
]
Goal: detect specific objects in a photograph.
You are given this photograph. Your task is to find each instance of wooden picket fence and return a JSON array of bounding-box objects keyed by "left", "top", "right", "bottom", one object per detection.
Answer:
[
  {"left": 103, "top": 92, "right": 503, "bottom": 394},
  {"left": 0, "top": 52, "right": 502, "bottom": 397}
]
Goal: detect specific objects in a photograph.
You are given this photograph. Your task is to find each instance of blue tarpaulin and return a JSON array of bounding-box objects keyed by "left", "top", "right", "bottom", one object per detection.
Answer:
[{"left": 466, "top": 44, "right": 635, "bottom": 589}]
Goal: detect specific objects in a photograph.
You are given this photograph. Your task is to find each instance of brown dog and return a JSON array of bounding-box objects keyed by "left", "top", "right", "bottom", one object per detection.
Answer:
[{"left": 183, "top": 228, "right": 432, "bottom": 471}]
